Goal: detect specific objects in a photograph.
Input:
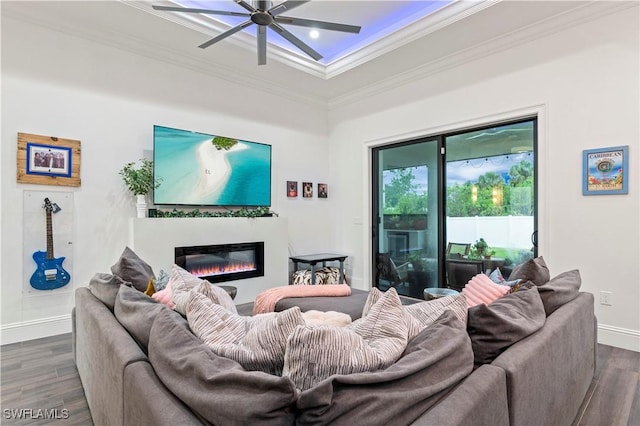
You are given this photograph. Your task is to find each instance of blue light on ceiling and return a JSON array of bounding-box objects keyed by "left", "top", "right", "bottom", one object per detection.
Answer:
[{"left": 173, "top": 1, "right": 454, "bottom": 64}]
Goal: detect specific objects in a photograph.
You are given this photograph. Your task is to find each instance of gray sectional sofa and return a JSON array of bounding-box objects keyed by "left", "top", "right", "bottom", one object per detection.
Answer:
[{"left": 73, "top": 282, "right": 596, "bottom": 426}]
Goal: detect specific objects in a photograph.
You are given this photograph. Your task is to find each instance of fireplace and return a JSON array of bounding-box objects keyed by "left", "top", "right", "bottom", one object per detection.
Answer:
[{"left": 175, "top": 242, "right": 264, "bottom": 284}]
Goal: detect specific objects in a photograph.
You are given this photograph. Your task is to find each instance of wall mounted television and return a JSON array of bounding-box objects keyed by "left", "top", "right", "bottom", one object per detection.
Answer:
[{"left": 153, "top": 125, "right": 272, "bottom": 207}]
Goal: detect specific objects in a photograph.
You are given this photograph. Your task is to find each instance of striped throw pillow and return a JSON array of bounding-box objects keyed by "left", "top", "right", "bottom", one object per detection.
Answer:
[
  {"left": 362, "top": 287, "right": 468, "bottom": 340},
  {"left": 195, "top": 280, "right": 237, "bottom": 314},
  {"left": 462, "top": 273, "right": 510, "bottom": 308},
  {"left": 283, "top": 287, "right": 408, "bottom": 391},
  {"left": 187, "top": 292, "right": 304, "bottom": 376}
]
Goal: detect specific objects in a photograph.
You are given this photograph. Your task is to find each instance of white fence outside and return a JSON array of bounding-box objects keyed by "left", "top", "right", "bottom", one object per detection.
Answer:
[{"left": 446, "top": 216, "right": 534, "bottom": 249}]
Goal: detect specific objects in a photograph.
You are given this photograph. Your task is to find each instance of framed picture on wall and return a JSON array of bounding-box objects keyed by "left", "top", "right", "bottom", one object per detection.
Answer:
[
  {"left": 17, "top": 132, "right": 81, "bottom": 187},
  {"left": 582, "top": 145, "right": 628, "bottom": 195},
  {"left": 287, "top": 181, "right": 298, "bottom": 197},
  {"left": 303, "top": 182, "right": 313, "bottom": 198},
  {"left": 318, "top": 183, "right": 328, "bottom": 198}
]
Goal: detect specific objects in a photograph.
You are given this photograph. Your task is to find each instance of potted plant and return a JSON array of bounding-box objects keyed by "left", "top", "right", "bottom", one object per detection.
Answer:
[
  {"left": 470, "top": 238, "right": 495, "bottom": 259},
  {"left": 119, "top": 159, "right": 161, "bottom": 218}
]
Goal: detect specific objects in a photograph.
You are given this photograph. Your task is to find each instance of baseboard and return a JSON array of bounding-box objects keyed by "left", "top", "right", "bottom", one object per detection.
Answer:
[
  {"left": 598, "top": 323, "right": 640, "bottom": 352},
  {"left": 0, "top": 314, "right": 72, "bottom": 345}
]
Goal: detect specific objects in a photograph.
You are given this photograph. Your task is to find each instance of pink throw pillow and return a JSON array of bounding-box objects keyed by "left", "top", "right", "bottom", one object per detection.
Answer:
[
  {"left": 152, "top": 281, "right": 175, "bottom": 309},
  {"left": 462, "top": 274, "right": 510, "bottom": 308}
]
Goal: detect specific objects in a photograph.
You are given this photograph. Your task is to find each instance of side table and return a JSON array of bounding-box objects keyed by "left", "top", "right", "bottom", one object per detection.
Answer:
[
  {"left": 218, "top": 285, "right": 237, "bottom": 300},
  {"left": 289, "top": 253, "right": 348, "bottom": 284}
]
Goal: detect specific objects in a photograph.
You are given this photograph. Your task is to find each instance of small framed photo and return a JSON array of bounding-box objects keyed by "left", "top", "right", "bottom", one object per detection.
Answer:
[
  {"left": 17, "top": 133, "right": 81, "bottom": 187},
  {"left": 318, "top": 183, "right": 328, "bottom": 198},
  {"left": 27, "top": 143, "right": 72, "bottom": 177},
  {"left": 287, "top": 181, "right": 298, "bottom": 197},
  {"left": 303, "top": 182, "right": 313, "bottom": 198},
  {"left": 582, "top": 145, "right": 628, "bottom": 195}
]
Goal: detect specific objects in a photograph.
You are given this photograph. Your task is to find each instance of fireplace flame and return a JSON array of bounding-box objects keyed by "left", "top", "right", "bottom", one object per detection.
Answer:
[{"left": 189, "top": 262, "right": 257, "bottom": 278}]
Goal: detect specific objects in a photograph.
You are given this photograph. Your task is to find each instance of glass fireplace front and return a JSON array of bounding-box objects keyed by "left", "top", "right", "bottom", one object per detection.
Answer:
[{"left": 175, "top": 242, "right": 264, "bottom": 284}]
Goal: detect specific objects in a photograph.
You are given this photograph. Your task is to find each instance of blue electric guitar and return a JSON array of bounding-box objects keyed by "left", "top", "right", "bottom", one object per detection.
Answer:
[{"left": 30, "top": 198, "right": 71, "bottom": 290}]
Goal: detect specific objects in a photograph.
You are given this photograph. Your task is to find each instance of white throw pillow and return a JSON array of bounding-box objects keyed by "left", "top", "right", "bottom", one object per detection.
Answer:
[{"left": 168, "top": 264, "right": 207, "bottom": 315}]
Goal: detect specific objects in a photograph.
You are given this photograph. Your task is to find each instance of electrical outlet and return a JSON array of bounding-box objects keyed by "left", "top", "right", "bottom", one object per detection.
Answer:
[{"left": 600, "top": 291, "right": 612, "bottom": 306}]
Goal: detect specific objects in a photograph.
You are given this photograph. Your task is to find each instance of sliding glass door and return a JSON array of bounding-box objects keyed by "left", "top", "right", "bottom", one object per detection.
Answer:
[
  {"left": 372, "top": 118, "right": 537, "bottom": 297},
  {"left": 444, "top": 119, "right": 537, "bottom": 289},
  {"left": 372, "top": 138, "right": 440, "bottom": 298}
]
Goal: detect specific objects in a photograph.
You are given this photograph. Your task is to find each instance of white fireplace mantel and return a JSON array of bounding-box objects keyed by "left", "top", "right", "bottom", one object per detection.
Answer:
[{"left": 129, "top": 217, "right": 289, "bottom": 304}]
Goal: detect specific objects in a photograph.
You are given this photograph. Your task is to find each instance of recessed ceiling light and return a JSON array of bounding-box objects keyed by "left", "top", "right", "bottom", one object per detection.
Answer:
[{"left": 309, "top": 30, "right": 320, "bottom": 39}]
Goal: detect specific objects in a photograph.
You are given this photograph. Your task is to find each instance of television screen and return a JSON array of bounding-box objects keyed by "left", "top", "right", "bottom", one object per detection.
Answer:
[{"left": 153, "top": 125, "right": 272, "bottom": 206}]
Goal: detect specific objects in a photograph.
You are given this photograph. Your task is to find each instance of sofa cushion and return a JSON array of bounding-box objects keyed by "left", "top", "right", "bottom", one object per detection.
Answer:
[
  {"left": 87, "top": 272, "right": 131, "bottom": 311},
  {"left": 295, "top": 310, "right": 475, "bottom": 425},
  {"left": 187, "top": 292, "right": 305, "bottom": 376},
  {"left": 462, "top": 273, "right": 510, "bottom": 308},
  {"left": 110, "top": 246, "right": 155, "bottom": 292},
  {"left": 194, "top": 280, "right": 238, "bottom": 314},
  {"left": 467, "top": 283, "right": 546, "bottom": 366},
  {"left": 362, "top": 287, "right": 467, "bottom": 340},
  {"left": 148, "top": 308, "right": 298, "bottom": 426},
  {"left": 537, "top": 269, "right": 581, "bottom": 316},
  {"left": 508, "top": 256, "right": 550, "bottom": 285},
  {"left": 114, "top": 285, "right": 186, "bottom": 352},
  {"left": 283, "top": 287, "right": 408, "bottom": 391}
]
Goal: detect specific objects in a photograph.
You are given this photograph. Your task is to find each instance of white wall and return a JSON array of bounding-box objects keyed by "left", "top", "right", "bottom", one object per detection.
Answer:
[
  {"left": 0, "top": 16, "right": 334, "bottom": 343},
  {"left": 328, "top": 8, "right": 639, "bottom": 350}
]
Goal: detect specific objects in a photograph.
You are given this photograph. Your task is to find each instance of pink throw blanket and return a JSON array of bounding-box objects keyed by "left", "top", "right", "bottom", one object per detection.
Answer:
[{"left": 253, "top": 284, "right": 352, "bottom": 315}]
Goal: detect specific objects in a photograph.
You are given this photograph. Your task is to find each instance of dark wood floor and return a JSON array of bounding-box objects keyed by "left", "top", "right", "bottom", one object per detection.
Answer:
[{"left": 1, "top": 333, "right": 638, "bottom": 425}]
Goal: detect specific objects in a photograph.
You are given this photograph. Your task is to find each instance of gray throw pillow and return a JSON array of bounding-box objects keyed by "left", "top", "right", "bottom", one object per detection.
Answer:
[
  {"left": 508, "top": 256, "right": 550, "bottom": 285},
  {"left": 87, "top": 272, "right": 131, "bottom": 311},
  {"left": 148, "top": 308, "right": 298, "bottom": 426},
  {"left": 114, "top": 284, "right": 183, "bottom": 353},
  {"left": 537, "top": 269, "right": 581, "bottom": 316},
  {"left": 110, "top": 246, "right": 155, "bottom": 292},
  {"left": 466, "top": 283, "right": 546, "bottom": 366}
]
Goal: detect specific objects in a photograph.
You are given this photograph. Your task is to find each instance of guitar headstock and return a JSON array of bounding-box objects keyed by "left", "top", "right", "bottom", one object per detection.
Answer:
[{"left": 43, "top": 198, "right": 53, "bottom": 213}]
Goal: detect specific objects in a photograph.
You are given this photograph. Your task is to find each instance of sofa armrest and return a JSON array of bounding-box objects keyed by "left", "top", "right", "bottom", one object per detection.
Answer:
[
  {"left": 411, "top": 364, "right": 509, "bottom": 426},
  {"left": 491, "top": 292, "right": 596, "bottom": 426},
  {"left": 74, "top": 287, "right": 148, "bottom": 426},
  {"left": 123, "top": 361, "right": 207, "bottom": 426}
]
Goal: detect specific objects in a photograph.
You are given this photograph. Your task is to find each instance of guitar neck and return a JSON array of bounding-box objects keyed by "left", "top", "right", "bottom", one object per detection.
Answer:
[{"left": 46, "top": 209, "right": 54, "bottom": 260}]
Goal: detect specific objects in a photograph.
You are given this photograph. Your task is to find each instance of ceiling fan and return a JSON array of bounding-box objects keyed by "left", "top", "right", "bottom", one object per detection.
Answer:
[{"left": 152, "top": 0, "right": 361, "bottom": 65}]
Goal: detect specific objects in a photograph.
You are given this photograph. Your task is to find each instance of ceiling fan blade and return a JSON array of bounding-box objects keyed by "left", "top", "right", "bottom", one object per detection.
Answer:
[
  {"left": 233, "top": 0, "right": 257, "bottom": 13},
  {"left": 152, "top": 5, "right": 250, "bottom": 18},
  {"left": 199, "top": 20, "right": 254, "bottom": 49},
  {"left": 275, "top": 16, "right": 361, "bottom": 33},
  {"left": 269, "top": 22, "right": 322, "bottom": 61},
  {"left": 269, "top": 1, "right": 310, "bottom": 17},
  {"left": 257, "top": 25, "right": 267, "bottom": 65}
]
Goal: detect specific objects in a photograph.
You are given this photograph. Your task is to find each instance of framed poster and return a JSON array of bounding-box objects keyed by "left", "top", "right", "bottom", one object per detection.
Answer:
[
  {"left": 318, "top": 183, "right": 328, "bottom": 198},
  {"left": 287, "top": 181, "right": 298, "bottom": 197},
  {"left": 17, "top": 133, "right": 81, "bottom": 187},
  {"left": 303, "top": 182, "right": 313, "bottom": 198},
  {"left": 582, "top": 145, "right": 628, "bottom": 195}
]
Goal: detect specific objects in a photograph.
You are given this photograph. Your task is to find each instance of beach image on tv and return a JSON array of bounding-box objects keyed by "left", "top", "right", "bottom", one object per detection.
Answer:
[{"left": 153, "top": 126, "right": 271, "bottom": 206}]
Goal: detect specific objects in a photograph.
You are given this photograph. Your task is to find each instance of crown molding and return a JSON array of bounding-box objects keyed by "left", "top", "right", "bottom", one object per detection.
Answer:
[
  {"left": 327, "top": 1, "right": 637, "bottom": 109},
  {"left": 324, "top": 0, "right": 500, "bottom": 79}
]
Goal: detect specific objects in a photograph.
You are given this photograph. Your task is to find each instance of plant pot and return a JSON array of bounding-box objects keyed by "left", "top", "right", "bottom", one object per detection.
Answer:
[{"left": 136, "top": 194, "right": 147, "bottom": 218}]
